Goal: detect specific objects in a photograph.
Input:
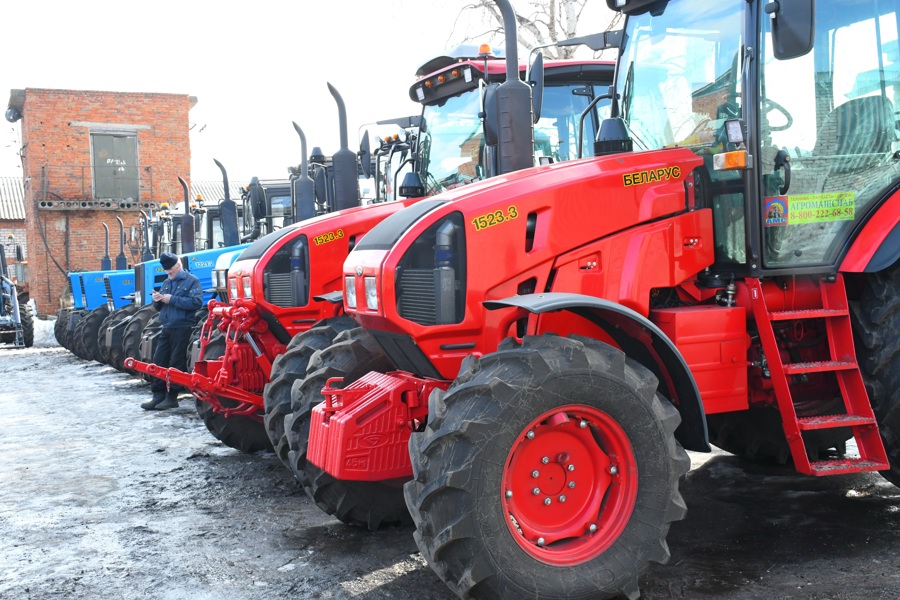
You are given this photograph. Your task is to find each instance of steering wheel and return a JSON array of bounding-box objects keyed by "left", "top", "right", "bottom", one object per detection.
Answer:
[{"left": 763, "top": 98, "right": 793, "bottom": 132}]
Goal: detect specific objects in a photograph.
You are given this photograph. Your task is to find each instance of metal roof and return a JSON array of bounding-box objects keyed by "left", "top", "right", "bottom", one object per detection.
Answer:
[
  {"left": 0, "top": 177, "right": 25, "bottom": 220},
  {"left": 190, "top": 180, "right": 248, "bottom": 205}
]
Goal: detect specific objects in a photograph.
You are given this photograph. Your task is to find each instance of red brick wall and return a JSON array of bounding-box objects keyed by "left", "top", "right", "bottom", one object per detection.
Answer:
[{"left": 19, "top": 89, "right": 192, "bottom": 315}]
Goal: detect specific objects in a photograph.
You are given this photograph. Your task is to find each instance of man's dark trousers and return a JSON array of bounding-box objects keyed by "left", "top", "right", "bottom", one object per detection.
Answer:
[{"left": 150, "top": 326, "right": 193, "bottom": 400}]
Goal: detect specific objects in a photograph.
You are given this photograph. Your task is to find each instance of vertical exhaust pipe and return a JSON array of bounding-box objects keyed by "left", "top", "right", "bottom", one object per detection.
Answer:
[
  {"left": 177, "top": 176, "right": 196, "bottom": 254},
  {"left": 492, "top": 0, "right": 534, "bottom": 175},
  {"left": 327, "top": 83, "right": 360, "bottom": 212},
  {"left": 292, "top": 122, "right": 317, "bottom": 222},
  {"left": 115, "top": 216, "right": 127, "bottom": 269},
  {"left": 214, "top": 159, "right": 239, "bottom": 247},
  {"left": 100, "top": 223, "right": 112, "bottom": 270}
]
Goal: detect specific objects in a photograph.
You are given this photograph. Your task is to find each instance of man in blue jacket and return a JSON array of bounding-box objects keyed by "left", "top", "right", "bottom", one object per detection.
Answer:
[{"left": 141, "top": 252, "right": 203, "bottom": 410}]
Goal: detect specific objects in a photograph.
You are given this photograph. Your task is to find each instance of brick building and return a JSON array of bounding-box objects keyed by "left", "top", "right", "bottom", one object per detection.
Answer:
[{"left": 6, "top": 88, "right": 195, "bottom": 315}]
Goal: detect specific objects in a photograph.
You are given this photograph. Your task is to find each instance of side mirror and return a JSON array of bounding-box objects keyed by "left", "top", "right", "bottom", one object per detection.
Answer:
[
  {"left": 15, "top": 244, "right": 23, "bottom": 263},
  {"left": 529, "top": 52, "right": 545, "bottom": 124},
  {"left": 482, "top": 83, "right": 500, "bottom": 146},
  {"left": 359, "top": 130, "right": 372, "bottom": 180},
  {"left": 766, "top": 0, "right": 815, "bottom": 60}
]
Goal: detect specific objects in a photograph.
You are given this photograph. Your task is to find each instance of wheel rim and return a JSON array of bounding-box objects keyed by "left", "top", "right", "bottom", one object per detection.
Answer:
[{"left": 501, "top": 404, "right": 638, "bottom": 566}]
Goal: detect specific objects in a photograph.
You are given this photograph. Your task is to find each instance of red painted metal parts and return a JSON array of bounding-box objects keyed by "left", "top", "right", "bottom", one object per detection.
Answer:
[{"left": 501, "top": 404, "right": 638, "bottom": 565}]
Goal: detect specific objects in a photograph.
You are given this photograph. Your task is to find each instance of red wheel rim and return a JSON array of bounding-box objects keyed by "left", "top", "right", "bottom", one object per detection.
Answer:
[{"left": 501, "top": 404, "right": 638, "bottom": 565}]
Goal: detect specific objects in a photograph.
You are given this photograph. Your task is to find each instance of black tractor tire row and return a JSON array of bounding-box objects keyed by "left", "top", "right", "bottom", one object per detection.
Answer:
[
  {"left": 263, "top": 316, "right": 356, "bottom": 463},
  {"left": 284, "top": 326, "right": 410, "bottom": 530}
]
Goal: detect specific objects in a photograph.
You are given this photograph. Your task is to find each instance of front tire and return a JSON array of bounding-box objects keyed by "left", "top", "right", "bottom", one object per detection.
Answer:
[
  {"left": 263, "top": 316, "right": 355, "bottom": 463},
  {"left": 195, "top": 334, "right": 273, "bottom": 453},
  {"left": 284, "top": 327, "right": 409, "bottom": 529},
  {"left": 405, "top": 335, "right": 689, "bottom": 600}
]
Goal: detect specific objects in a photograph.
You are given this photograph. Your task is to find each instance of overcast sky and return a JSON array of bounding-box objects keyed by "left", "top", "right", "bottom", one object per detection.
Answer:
[{"left": 2, "top": 0, "right": 613, "bottom": 183}]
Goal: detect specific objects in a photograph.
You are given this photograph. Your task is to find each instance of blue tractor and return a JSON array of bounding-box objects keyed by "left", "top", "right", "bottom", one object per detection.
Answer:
[{"left": 0, "top": 244, "right": 32, "bottom": 348}]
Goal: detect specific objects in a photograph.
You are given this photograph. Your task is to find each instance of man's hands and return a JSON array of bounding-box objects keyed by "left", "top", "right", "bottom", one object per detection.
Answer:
[{"left": 152, "top": 291, "right": 172, "bottom": 304}]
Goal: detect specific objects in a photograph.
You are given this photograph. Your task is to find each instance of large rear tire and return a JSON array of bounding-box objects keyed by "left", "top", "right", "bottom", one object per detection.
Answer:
[
  {"left": 405, "top": 335, "right": 689, "bottom": 600},
  {"left": 99, "top": 304, "right": 139, "bottom": 368},
  {"left": 121, "top": 305, "right": 157, "bottom": 377},
  {"left": 18, "top": 301, "right": 33, "bottom": 348},
  {"left": 79, "top": 305, "right": 110, "bottom": 363},
  {"left": 54, "top": 308, "right": 70, "bottom": 348},
  {"left": 263, "top": 316, "right": 356, "bottom": 463},
  {"left": 195, "top": 334, "right": 273, "bottom": 453},
  {"left": 851, "top": 263, "right": 900, "bottom": 486},
  {"left": 284, "top": 327, "right": 409, "bottom": 529}
]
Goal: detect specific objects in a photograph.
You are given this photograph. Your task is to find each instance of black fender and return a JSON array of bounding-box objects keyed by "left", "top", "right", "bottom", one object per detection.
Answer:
[
  {"left": 314, "top": 290, "right": 343, "bottom": 305},
  {"left": 484, "top": 292, "right": 710, "bottom": 452}
]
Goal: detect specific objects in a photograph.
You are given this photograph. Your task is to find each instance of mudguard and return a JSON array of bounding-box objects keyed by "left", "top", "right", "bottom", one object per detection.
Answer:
[
  {"left": 484, "top": 292, "right": 710, "bottom": 452},
  {"left": 841, "top": 187, "right": 900, "bottom": 272}
]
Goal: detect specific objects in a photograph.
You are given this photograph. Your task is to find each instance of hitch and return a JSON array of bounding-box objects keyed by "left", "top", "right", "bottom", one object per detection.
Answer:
[{"left": 125, "top": 357, "right": 264, "bottom": 420}]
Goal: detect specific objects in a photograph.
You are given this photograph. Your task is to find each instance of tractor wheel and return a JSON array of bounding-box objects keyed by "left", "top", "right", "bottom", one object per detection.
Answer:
[
  {"left": 54, "top": 308, "right": 70, "bottom": 348},
  {"left": 72, "top": 314, "right": 93, "bottom": 360},
  {"left": 138, "top": 314, "right": 162, "bottom": 363},
  {"left": 122, "top": 304, "right": 157, "bottom": 366},
  {"left": 185, "top": 306, "right": 210, "bottom": 373},
  {"left": 18, "top": 301, "right": 34, "bottom": 348},
  {"left": 195, "top": 333, "right": 273, "bottom": 453},
  {"left": 284, "top": 327, "right": 408, "bottom": 529},
  {"left": 263, "top": 316, "right": 356, "bottom": 463},
  {"left": 851, "top": 263, "right": 900, "bottom": 487},
  {"left": 99, "top": 304, "right": 138, "bottom": 368},
  {"left": 405, "top": 335, "right": 689, "bottom": 600},
  {"left": 63, "top": 310, "right": 85, "bottom": 354},
  {"left": 77, "top": 305, "right": 110, "bottom": 363}
]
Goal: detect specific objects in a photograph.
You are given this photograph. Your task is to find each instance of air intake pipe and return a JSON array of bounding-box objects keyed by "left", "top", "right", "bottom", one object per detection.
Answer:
[
  {"left": 328, "top": 83, "right": 360, "bottom": 212},
  {"left": 292, "top": 122, "right": 316, "bottom": 222},
  {"left": 214, "top": 159, "right": 239, "bottom": 247}
]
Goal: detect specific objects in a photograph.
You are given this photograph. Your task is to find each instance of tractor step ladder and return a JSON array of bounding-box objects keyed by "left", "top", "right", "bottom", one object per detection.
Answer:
[{"left": 746, "top": 276, "right": 888, "bottom": 476}]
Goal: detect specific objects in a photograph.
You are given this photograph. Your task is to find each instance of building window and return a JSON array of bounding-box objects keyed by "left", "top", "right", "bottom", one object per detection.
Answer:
[{"left": 91, "top": 132, "right": 139, "bottom": 200}]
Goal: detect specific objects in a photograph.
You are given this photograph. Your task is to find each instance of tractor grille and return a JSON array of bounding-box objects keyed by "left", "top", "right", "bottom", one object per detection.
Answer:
[
  {"left": 397, "top": 269, "right": 436, "bottom": 325},
  {"left": 265, "top": 272, "right": 293, "bottom": 307}
]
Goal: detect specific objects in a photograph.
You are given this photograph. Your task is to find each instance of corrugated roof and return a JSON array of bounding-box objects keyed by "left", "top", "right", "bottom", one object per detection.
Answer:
[
  {"left": 191, "top": 180, "right": 247, "bottom": 205},
  {"left": 0, "top": 177, "right": 25, "bottom": 221}
]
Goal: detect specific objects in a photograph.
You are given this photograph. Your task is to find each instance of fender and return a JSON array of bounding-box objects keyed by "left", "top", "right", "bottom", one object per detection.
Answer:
[
  {"left": 841, "top": 186, "right": 900, "bottom": 272},
  {"left": 484, "top": 292, "right": 710, "bottom": 452}
]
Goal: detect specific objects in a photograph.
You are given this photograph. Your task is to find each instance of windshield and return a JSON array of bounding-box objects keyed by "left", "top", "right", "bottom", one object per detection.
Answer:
[
  {"left": 269, "top": 193, "right": 292, "bottom": 229},
  {"left": 617, "top": 0, "right": 744, "bottom": 153},
  {"left": 419, "top": 82, "right": 604, "bottom": 195},
  {"left": 420, "top": 89, "right": 484, "bottom": 195}
]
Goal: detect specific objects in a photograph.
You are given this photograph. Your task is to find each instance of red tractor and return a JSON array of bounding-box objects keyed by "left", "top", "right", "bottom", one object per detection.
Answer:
[
  {"left": 291, "top": 0, "right": 900, "bottom": 597},
  {"left": 129, "top": 48, "right": 614, "bottom": 458}
]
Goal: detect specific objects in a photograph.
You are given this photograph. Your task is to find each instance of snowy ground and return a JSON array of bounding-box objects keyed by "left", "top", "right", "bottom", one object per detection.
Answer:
[{"left": 1, "top": 328, "right": 899, "bottom": 599}]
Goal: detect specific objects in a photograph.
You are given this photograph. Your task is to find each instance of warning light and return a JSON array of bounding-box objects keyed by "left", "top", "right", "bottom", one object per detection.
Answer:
[
  {"left": 713, "top": 150, "right": 749, "bottom": 171},
  {"left": 478, "top": 44, "right": 494, "bottom": 57}
]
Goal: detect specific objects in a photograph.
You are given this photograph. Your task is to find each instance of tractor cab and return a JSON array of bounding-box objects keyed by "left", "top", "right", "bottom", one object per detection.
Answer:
[
  {"left": 411, "top": 45, "right": 614, "bottom": 196},
  {"left": 612, "top": 0, "right": 900, "bottom": 276}
]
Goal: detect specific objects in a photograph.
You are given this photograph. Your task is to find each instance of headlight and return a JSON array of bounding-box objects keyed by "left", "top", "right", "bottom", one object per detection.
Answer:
[
  {"left": 229, "top": 277, "right": 239, "bottom": 300},
  {"left": 345, "top": 275, "right": 357, "bottom": 309},
  {"left": 365, "top": 276, "right": 378, "bottom": 310},
  {"left": 242, "top": 276, "right": 252, "bottom": 298},
  {"left": 216, "top": 270, "right": 225, "bottom": 288}
]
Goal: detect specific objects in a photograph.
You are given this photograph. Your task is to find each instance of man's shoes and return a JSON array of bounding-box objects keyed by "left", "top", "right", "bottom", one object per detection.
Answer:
[
  {"left": 141, "top": 393, "right": 167, "bottom": 411},
  {"left": 154, "top": 397, "right": 179, "bottom": 410}
]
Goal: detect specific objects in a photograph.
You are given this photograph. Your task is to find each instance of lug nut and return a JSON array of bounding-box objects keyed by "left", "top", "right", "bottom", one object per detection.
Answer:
[
  {"left": 541, "top": 456, "right": 549, "bottom": 464},
  {"left": 589, "top": 524, "right": 598, "bottom": 533},
  {"left": 579, "top": 419, "right": 588, "bottom": 428},
  {"left": 533, "top": 487, "right": 540, "bottom": 495},
  {"left": 567, "top": 464, "right": 575, "bottom": 472},
  {"left": 558, "top": 495, "right": 566, "bottom": 503},
  {"left": 568, "top": 481, "right": 575, "bottom": 489},
  {"left": 506, "top": 490, "right": 513, "bottom": 499},
  {"left": 609, "top": 466, "right": 618, "bottom": 475},
  {"left": 537, "top": 537, "right": 545, "bottom": 546},
  {"left": 544, "top": 498, "right": 552, "bottom": 506},
  {"left": 526, "top": 431, "right": 535, "bottom": 439},
  {"left": 532, "top": 470, "right": 539, "bottom": 478}
]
